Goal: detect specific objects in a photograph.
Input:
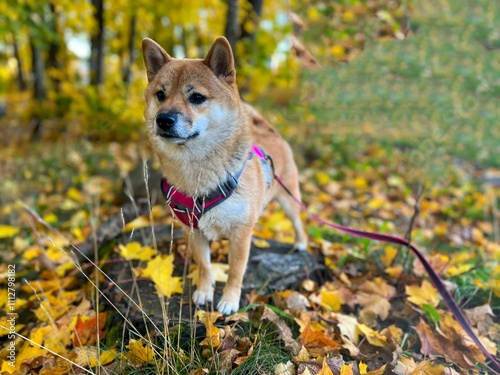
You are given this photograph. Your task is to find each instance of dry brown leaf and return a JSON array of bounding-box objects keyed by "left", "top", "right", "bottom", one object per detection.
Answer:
[
  {"left": 334, "top": 313, "right": 359, "bottom": 344},
  {"left": 463, "top": 304, "right": 496, "bottom": 338},
  {"left": 292, "top": 346, "right": 310, "bottom": 363},
  {"left": 415, "top": 318, "right": 486, "bottom": 370},
  {"left": 356, "top": 278, "right": 395, "bottom": 321},
  {"left": 363, "top": 364, "right": 387, "bottom": 375},
  {"left": 275, "top": 360, "right": 296, "bottom": 375},
  {"left": 261, "top": 306, "right": 300, "bottom": 352},
  {"left": 217, "top": 349, "right": 240, "bottom": 374},
  {"left": 380, "top": 325, "right": 403, "bottom": 347}
]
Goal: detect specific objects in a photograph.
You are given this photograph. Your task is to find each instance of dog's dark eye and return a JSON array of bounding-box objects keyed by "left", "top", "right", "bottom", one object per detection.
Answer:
[
  {"left": 189, "top": 93, "right": 206, "bottom": 105},
  {"left": 156, "top": 91, "right": 165, "bottom": 102}
]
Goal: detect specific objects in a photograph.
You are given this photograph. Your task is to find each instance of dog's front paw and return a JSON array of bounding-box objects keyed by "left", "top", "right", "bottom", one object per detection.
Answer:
[
  {"left": 294, "top": 242, "right": 308, "bottom": 252},
  {"left": 192, "top": 286, "right": 214, "bottom": 306},
  {"left": 217, "top": 299, "right": 239, "bottom": 315},
  {"left": 217, "top": 289, "right": 240, "bottom": 315}
]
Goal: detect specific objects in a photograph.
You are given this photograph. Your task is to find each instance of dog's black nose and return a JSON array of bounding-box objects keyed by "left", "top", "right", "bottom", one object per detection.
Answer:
[{"left": 156, "top": 112, "right": 178, "bottom": 130}]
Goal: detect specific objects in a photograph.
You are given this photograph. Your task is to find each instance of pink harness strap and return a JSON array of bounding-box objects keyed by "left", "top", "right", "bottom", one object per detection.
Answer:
[{"left": 161, "top": 145, "right": 269, "bottom": 228}]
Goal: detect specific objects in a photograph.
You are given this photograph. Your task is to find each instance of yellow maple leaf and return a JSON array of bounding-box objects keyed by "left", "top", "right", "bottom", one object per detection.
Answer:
[
  {"left": 357, "top": 324, "right": 387, "bottom": 347},
  {"left": 0, "top": 316, "right": 25, "bottom": 338},
  {"left": 385, "top": 265, "right": 403, "bottom": 277},
  {"left": 406, "top": 280, "right": 440, "bottom": 307},
  {"left": 34, "top": 290, "right": 80, "bottom": 322},
  {"left": 320, "top": 290, "right": 342, "bottom": 311},
  {"left": 118, "top": 241, "right": 156, "bottom": 261},
  {"left": 125, "top": 339, "right": 154, "bottom": 365},
  {"left": 89, "top": 348, "right": 118, "bottom": 367},
  {"left": 317, "top": 359, "right": 334, "bottom": 375},
  {"left": 124, "top": 216, "right": 151, "bottom": 231},
  {"left": 381, "top": 246, "right": 398, "bottom": 267},
  {"left": 15, "top": 326, "right": 49, "bottom": 369},
  {"left": 43, "top": 213, "right": 58, "bottom": 224},
  {"left": 1, "top": 361, "right": 15, "bottom": 374},
  {"left": 0, "top": 225, "right": 20, "bottom": 239},
  {"left": 67, "top": 187, "right": 81, "bottom": 202},
  {"left": 187, "top": 263, "right": 229, "bottom": 286},
  {"left": 196, "top": 310, "right": 222, "bottom": 347},
  {"left": 446, "top": 263, "right": 473, "bottom": 277},
  {"left": 23, "top": 246, "right": 43, "bottom": 260},
  {"left": 142, "top": 255, "right": 183, "bottom": 297},
  {"left": 252, "top": 239, "right": 271, "bottom": 248},
  {"left": 340, "top": 363, "right": 353, "bottom": 375},
  {"left": 330, "top": 45, "right": 346, "bottom": 60}
]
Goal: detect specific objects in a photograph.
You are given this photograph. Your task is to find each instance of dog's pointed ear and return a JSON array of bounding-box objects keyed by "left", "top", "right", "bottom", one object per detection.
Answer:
[
  {"left": 142, "top": 38, "right": 171, "bottom": 82},
  {"left": 203, "top": 37, "right": 236, "bottom": 85}
]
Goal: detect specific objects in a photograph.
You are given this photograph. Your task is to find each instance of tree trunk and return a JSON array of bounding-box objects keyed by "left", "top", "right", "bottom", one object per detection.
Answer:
[
  {"left": 30, "top": 40, "right": 47, "bottom": 101},
  {"left": 48, "top": 3, "right": 61, "bottom": 91},
  {"left": 224, "top": 0, "right": 239, "bottom": 60},
  {"left": 240, "top": 0, "right": 263, "bottom": 41},
  {"left": 122, "top": 14, "right": 136, "bottom": 85},
  {"left": 90, "top": 0, "right": 105, "bottom": 86},
  {"left": 13, "top": 37, "right": 27, "bottom": 92}
]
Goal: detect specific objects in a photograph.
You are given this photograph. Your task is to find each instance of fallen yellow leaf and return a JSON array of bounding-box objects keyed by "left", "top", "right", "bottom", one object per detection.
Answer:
[
  {"left": 381, "top": 246, "right": 398, "bottom": 267},
  {"left": 89, "top": 348, "right": 118, "bottom": 367},
  {"left": 125, "top": 339, "right": 154, "bottom": 365},
  {"left": 124, "top": 216, "right": 151, "bottom": 231},
  {"left": 340, "top": 363, "right": 353, "bottom": 375},
  {"left": 142, "top": 255, "right": 183, "bottom": 297},
  {"left": 196, "top": 310, "right": 222, "bottom": 347},
  {"left": 67, "top": 187, "right": 82, "bottom": 202},
  {"left": 187, "top": 263, "right": 229, "bottom": 286},
  {"left": 357, "top": 324, "right": 387, "bottom": 347},
  {"left": 118, "top": 241, "right": 156, "bottom": 261},
  {"left": 0, "top": 225, "right": 20, "bottom": 239},
  {"left": 317, "top": 359, "right": 334, "bottom": 375},
  {"left": 320, "top": 290, "right": 342, "bottom": 311},
  {"left": 406, "top": 280, "right": 439, "bottom": 307},
  {"left": 252, "top": 238, "right": 271, "bottom": 248}
]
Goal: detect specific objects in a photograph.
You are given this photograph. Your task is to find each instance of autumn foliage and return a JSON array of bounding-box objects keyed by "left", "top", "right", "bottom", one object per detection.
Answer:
[{"left": 1, "top": 0, "right": 499, "bottom": 374}]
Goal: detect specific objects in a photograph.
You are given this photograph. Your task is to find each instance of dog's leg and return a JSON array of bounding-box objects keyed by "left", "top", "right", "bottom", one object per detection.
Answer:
[
  {"left": 186, "top": 228, "right": 215, "bottom": 306},
  {"left": 277, "top": 189, "right": 308, "bottom": 251},
  {"left": 217, "top": 225, "right": 253, "bottom": 315}
]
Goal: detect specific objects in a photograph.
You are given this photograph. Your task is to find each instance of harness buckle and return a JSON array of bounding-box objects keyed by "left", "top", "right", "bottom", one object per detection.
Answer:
[{"left": 224, "top": 175, "right": 238, "bottom": 191}]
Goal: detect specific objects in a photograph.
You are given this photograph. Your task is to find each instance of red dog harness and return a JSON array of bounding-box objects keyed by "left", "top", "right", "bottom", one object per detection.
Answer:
[{"left": 161, "top": 145, "right": 271, "bottom": 228}]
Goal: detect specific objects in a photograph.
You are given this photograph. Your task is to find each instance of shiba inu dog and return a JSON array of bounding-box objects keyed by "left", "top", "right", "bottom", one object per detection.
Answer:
[{"left": 142, "top": 36, "right": 307, "bottom": 314}]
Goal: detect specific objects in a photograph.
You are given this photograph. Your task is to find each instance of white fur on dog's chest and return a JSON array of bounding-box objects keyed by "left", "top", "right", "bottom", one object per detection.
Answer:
[{"left": 197, "top": 192, "right": 250, "bottom": 241}]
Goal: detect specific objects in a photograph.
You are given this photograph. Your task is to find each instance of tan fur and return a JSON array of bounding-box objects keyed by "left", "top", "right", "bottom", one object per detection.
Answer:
[{"left": 142, "top": 36, "right": 307, "bottom": 314}]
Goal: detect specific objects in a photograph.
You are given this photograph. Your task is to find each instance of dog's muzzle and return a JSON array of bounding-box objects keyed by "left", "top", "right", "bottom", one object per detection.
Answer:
[
  {"left": 155, "top": 111, "right": 199, "bottom": 143},
  {"left": 156, "top": 111, "right": 178, "bottom": 137}
]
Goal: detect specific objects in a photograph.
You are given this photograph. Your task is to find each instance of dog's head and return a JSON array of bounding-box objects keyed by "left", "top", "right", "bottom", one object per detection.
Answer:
[{"left": 142, "top": 37, "right": 243, "bottom": 155}]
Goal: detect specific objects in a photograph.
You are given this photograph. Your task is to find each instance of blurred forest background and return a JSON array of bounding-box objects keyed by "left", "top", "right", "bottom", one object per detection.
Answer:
[
  {"left": 0, "top": 0, "right": 413, "bottom": 143},
  {"left": 1, "top": 0, "right": 500, "bottom": 374}
]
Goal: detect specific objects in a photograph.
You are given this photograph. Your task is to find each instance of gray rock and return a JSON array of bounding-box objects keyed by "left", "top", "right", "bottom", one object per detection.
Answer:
[{"left": 102, "top": 225, "right": 324, "bottom": 327}]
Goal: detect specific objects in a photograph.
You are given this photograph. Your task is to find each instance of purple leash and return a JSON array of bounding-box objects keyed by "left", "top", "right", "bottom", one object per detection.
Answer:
[{"left": 273, "top": 173, "right": 500, "bottom": 373}]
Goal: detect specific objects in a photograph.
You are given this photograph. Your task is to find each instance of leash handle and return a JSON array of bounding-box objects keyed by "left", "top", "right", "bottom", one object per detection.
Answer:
[{"left": 273, "top": 173, "right": 500, "bottom": 373}]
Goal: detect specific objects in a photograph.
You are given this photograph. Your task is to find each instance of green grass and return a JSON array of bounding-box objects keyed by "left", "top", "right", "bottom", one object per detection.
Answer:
[{"left": 282, "top": 0, "right": 500, "bottom": 171}]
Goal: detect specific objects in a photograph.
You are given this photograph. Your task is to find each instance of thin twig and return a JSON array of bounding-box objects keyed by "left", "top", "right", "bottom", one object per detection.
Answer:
[{"left": 393, "top": 183, "right": 425, "bottom": 270}]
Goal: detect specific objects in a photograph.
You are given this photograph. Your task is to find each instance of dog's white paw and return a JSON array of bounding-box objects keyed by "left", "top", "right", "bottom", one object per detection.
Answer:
[
  {"left": 217, "top": 299, "right": 239, "bottom": 315},
  {"left": 192, "top": 287, "right": 214, "bottom": 306},
  {"left": 294, "top": 242, "right": 308, "bottom": 252}
]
